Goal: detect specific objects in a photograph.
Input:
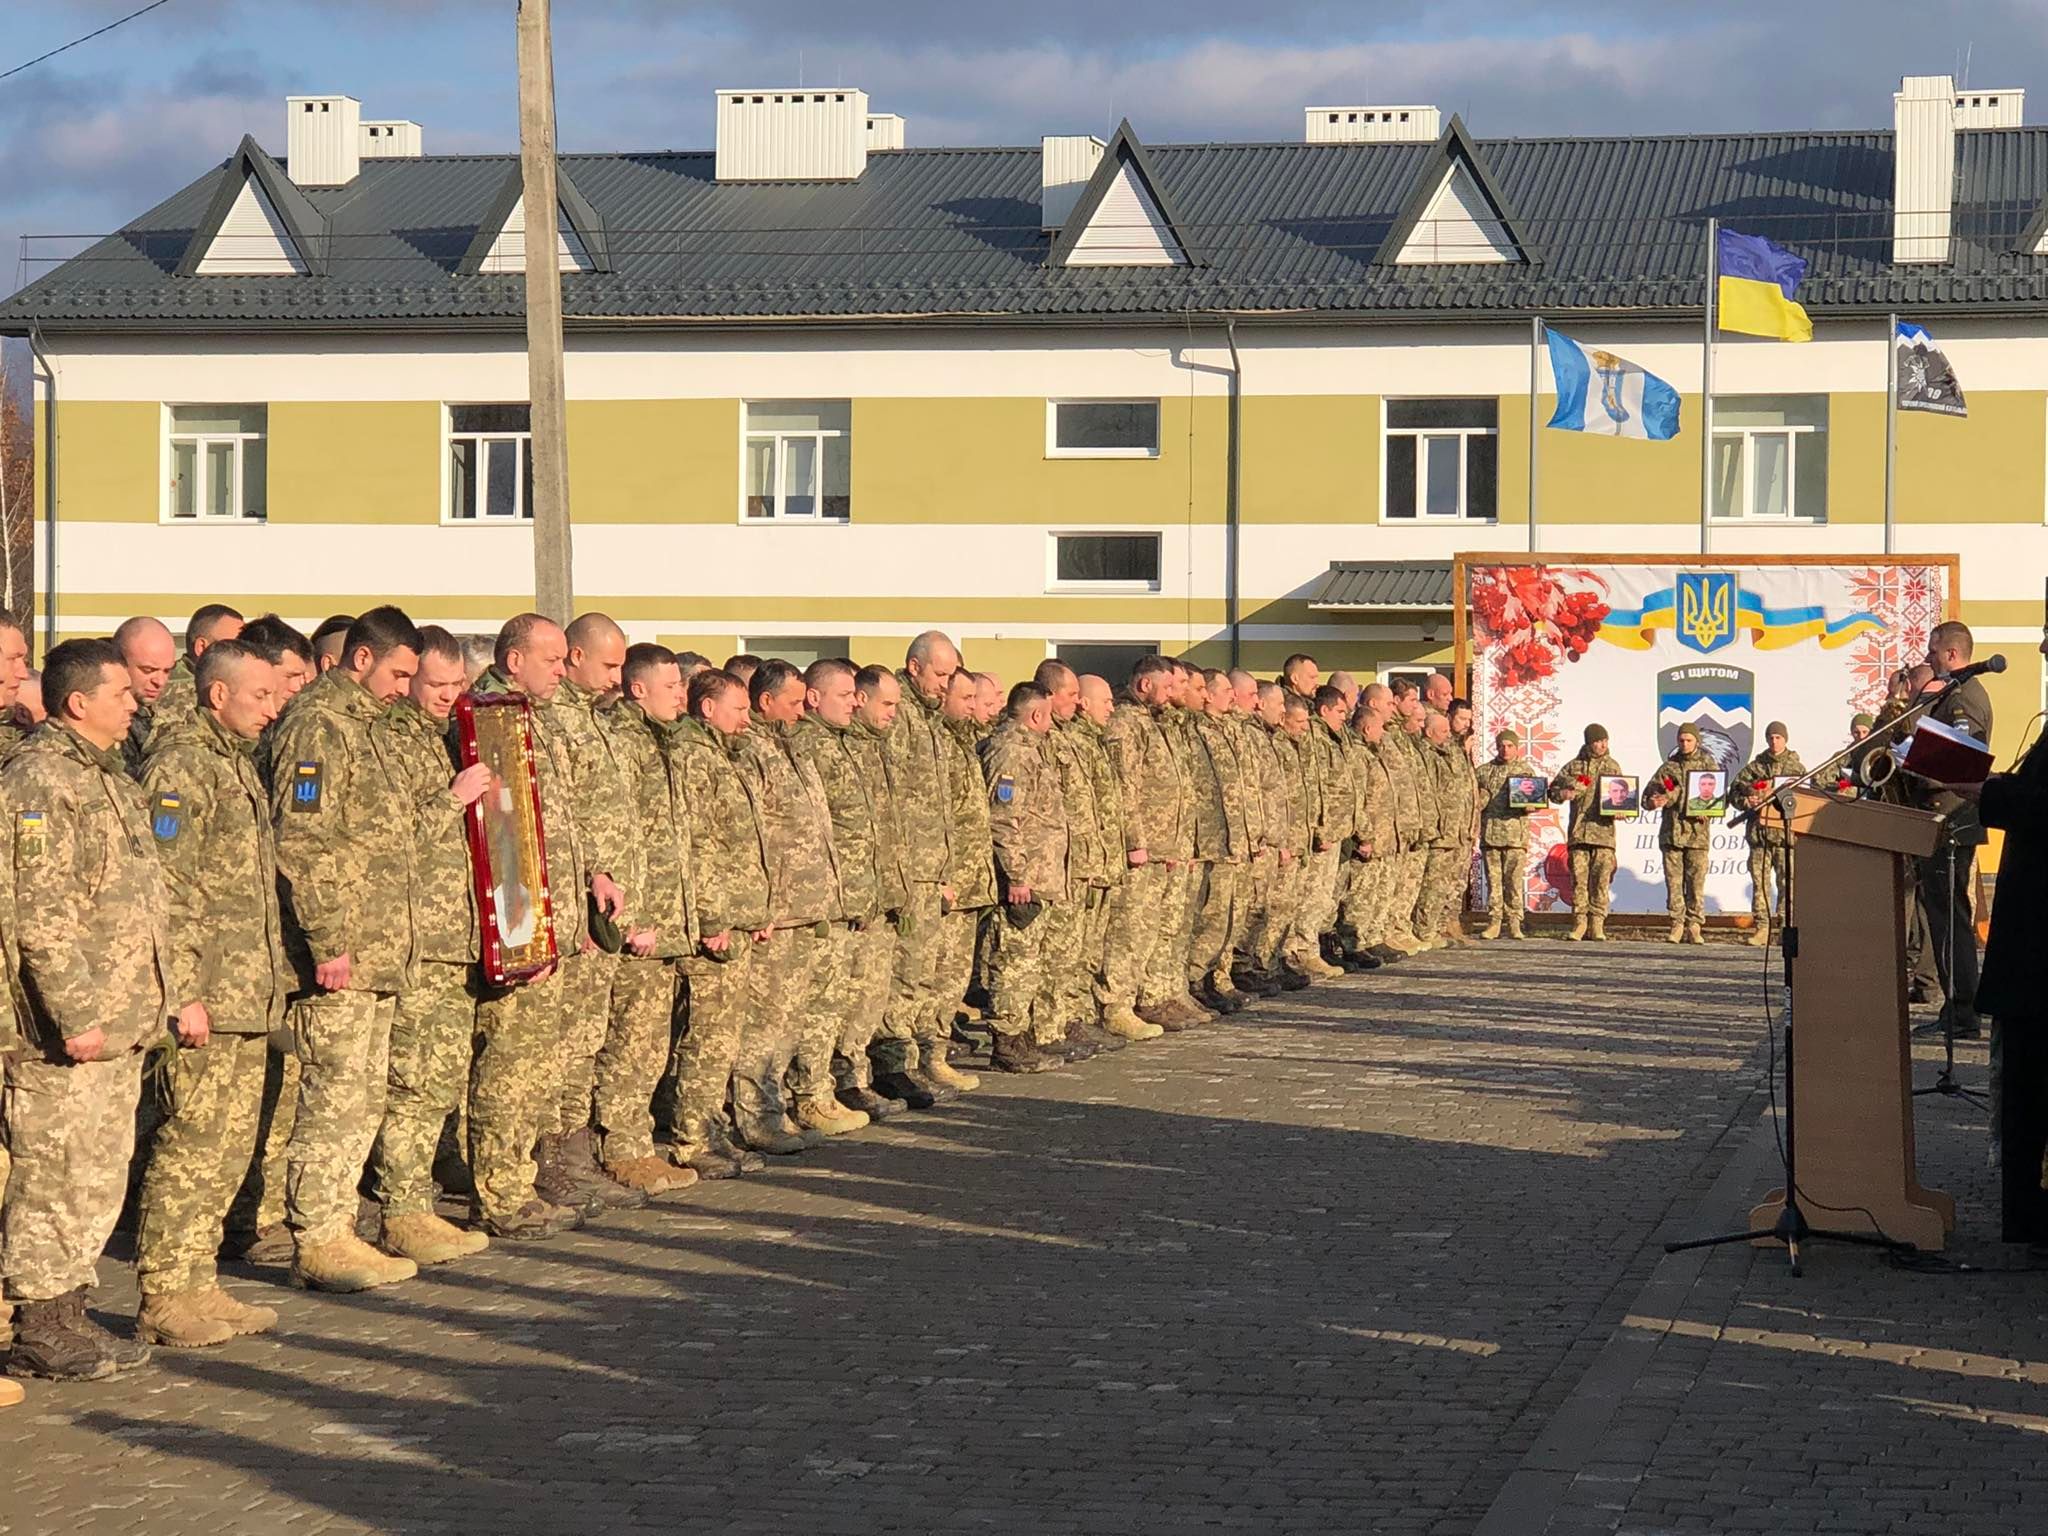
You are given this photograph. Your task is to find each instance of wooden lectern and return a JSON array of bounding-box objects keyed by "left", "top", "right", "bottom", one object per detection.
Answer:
[{"left": 1749, "top": 788, "right": 1955, "bottom": 1250}]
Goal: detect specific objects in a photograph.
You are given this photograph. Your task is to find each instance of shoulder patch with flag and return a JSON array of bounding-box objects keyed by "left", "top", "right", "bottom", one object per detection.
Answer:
[
  {"left": 15, "top": 810, "right": 45, "bottom": 867},
  {"left": 1716, "top": 228, "right": 1812, "bottom": 342},
  {"left": 151, "top": 793, "right": 183, "bottom": 843},
  {"left": 1545, "top": 329, "right": 1680, "bottom": 440},
  {"left": 290, "top": 761, "right": 324, "bottom": 812}
]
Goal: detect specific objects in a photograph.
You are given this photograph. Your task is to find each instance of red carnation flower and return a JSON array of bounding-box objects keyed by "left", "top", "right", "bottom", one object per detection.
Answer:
[{"left": 1752, "top": 779, "right": 1770, "bottom": 793}]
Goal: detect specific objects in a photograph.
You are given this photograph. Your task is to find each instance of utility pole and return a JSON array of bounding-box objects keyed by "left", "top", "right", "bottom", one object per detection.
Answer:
[{"left": 517, "top": 0, "right": 572, "bottom": 620}]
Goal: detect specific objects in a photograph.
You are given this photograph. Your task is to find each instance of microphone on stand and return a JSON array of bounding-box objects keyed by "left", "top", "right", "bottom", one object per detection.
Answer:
[{"left": 1942, "top": 654, "right": 2006, "bottom": 684}]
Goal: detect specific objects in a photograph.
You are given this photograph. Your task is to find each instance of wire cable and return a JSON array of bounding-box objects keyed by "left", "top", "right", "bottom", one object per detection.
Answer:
[{"left": 0, "top": 0, "right": 176, "bottom": 85}]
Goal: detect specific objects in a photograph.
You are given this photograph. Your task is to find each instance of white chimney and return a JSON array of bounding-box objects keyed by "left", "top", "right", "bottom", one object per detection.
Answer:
[
  {"left": 865, "top": 113, "right": 906, "bottom": 151},
  {"left": 1042, "top": 135, "right": 1105, "bottom": 230},
  {"left": 1894, "top": 75, "right": 1956, "bottom": 263},
  {"left": 1952, "top": 87, "right": 2025, "bottom": 128},
  {"left": 359, "top": 119, "right": 423, "bottom": 159},
  {"left": 1306, "top": 105, "right": 1440, "bottom": 144},
  {"left": 715, "top": 88, "right": 871, "bottom": 181},
  {"left": 286, "top": 94, "right": 362, "bottom": 186}
]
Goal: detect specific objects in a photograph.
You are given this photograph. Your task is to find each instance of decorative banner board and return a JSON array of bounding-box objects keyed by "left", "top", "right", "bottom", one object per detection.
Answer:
[{"left": 1459, "top": 556, "right": 1956, "bottom": 916}]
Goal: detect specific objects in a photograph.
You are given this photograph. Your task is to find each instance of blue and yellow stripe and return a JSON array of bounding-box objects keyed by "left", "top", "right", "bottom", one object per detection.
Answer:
[{"left": 1600, "top": 588, "right": 1884, "bottom": 651}]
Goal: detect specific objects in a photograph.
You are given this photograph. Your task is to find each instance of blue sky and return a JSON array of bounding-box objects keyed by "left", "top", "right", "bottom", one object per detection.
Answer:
[{"left": 2, "top": 0, "right": 2044, "bottom": 294}]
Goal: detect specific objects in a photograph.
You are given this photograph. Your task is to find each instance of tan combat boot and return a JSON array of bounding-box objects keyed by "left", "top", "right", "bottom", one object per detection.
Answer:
[
  {"left": 290, "top": 1233, "right": 418, "bottom": 1294},
  {"left": 923, "top": 1053, "right": 981, "bottom": 1093},
  {"left": 1566, "top": 916, "right": 1587, "bottom": 941},
  {"left": 0, "top": 1377, "right": 21, "bottom": 1409},
  {"left": 1746, "top": 922, "right": 1770, "bottom": 948},
  {"left": 1479, "top": 920, "right": 1501, "bottom": 940},
  {"left": 135, "top": 1290, "right": 234, "bottom": 1349},
  {"left": 382, "top": 1210, "right": 491, "bottom": 1266},
  {"left": 1587, "top": 915, "right": 1608, "bottom": 942},
  {"left": 1684, "top": 922, "right": 1706, "bottom": 945},
  {"left": 197, "top": 1285, "right": 278, "bottom": 1337},
  {"left": 793, "top": 1093, "right": 869, "bottom": 1136},
  {"left": 1667, "top": 920, "right": 1685, "bottom": 943},
  {"left": 605, "top": 1155, "right": 700, "bottom": 1196},
  {"left": 1507, "top": 920, "right": 1528, "bottom": 941},
  {"left": 1101, "top": 1006, "right": 1165, "bottom": 1041}
]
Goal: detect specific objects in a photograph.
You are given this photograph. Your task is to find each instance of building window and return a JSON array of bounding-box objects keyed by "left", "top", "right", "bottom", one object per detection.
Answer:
[
  {"left": 167, "top": 405, "right": 267, "bottom": 521},
  {"left": 1383, "top": 399, "right": 1498, "bottom": 522},
  {"left": 743, "top": 401, "right": 850, "bottom": 521},
  {"left": 1047, "top": 400, "right": 1160, "bottom": 458},
  {"left": 447, "top": 404, "right": 533, "bottom": 522},
  {"left": 740, "top": 637, "right": 852, "bottom": 670},
  {"left": 1052, "top": 642, "right": 1160, "bottom": 691},
  {"left": 1711, "top": 396, "right": 1827, "bottom": 522},
  {"left": 1049, "top": 531, "right": 1163, "bottom": 592}
]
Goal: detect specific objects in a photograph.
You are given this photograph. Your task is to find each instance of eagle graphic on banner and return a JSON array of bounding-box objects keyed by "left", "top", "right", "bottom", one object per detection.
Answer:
[{"left": 1657, "top": 663, "right": 1754, "bottom": 778}]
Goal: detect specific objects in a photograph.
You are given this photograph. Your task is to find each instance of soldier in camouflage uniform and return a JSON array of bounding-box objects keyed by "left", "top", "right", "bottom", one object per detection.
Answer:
[
  {"left": 786, "top": 659, "right": 891, "bottom": 1136},
  {"left": 145, "top": 604, "right": 243, "bottom": 760},
  {"left": 2, "top": 640, "right": 169, "bottom": 1381},
  {"left": 983, "top": 684, "right": 1071, "bottom": 1073},
  {"left": 1414, "top": 713, "right": 1469, "bottom": 946},
  {"left": 1287, "top": 686, "right": 1354, "bottom": 979},
  {"left": 1547, "top": 724, "right": 1624, "bottom": 941},
  {"left": 0, "top": 621, "right": 18, "bottom": 1401},
  {"left": 730, "top": 661, "right": 851, "bottom": 1152},
  {"left": 922, "top": 670, "right": 998, "bottom": 1100},
  {"left": 363, "top": 627, "right": 502, "bottom": 1261},
  {"left": 1737, "top": 721, "right": 1806, "bottom": 947},
  {"left": 1474, "top": 729, "right": 1534, "bottom": 940},
  {"left": 662, "top": 668, "right": 772, "bottom": 1177},
  {"left": 1391, "top": 699, "right": 1439, "bottom": 949},
  {"left": 114, "top": 615, "right": 178, "bottom": 780},
  {"left": 1433, "top": 700, "right": 1482, "bottom": 945},
  {"left": 1224, "top": 672, "right": 1286, "bottom": 996},
  {"left": 1244, "top": 689, "right": 1313, "bottom": 988},
  {"left": 1100, "top": 656, "right": 1197, "bottom": 1032},
  {"left": 1187, "top": 670, "right": 1257, "bottom": 1011},
  {"left": 1647, "top": 720, "right": 1721, "bottom": 944},
  {"left": 1336, "top": 695, "right": 1399, "bottom": 964},
  {"left": 268, "top": 607, "right": 426, "bottom": 1292},
  {"left": 1143, "top": 664, "right": 1212, "bottom": 1023},
  {"left": 131, "top": 639, "right": 292, "bottom": 1348},
  {"left": 1068, "top": 673, "right": 1138, "bottom": 1035},
  {"left": 1033, "top": 661, "right": 1118, "bottom": 1054},
  {"left": 839, "top": 666, "right": 915, "bottom": 1106}
]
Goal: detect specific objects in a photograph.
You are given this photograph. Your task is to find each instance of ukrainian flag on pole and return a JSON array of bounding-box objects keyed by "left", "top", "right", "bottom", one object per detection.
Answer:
[{"left": 1716, "top": 229, "right": 1813, "bottom": 342}]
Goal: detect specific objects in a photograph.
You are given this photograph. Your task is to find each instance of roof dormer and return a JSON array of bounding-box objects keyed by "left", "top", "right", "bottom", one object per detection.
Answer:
[
  {"left": 178, "top": 136, "right": 327, "bottom": 278},
  {"left": 460, "top": 163, "right": 611, "bottom": 276},
  {"left": 1376, "top": 117, "right": 1534, "bottom": 267},
  {"left": 1047, "top": 121, "right": 1194, "bottom": 269}
]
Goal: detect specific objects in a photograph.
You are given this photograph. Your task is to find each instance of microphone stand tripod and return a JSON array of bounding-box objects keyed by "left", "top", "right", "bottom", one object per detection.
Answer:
[{"left": 1911, "top": 828, "right": 1988, "bottom": 1109}]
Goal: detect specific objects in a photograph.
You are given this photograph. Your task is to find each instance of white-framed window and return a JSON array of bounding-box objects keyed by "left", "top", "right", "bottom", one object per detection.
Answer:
[
  {"left": 1382, "top": 399, "right": 1498, "bottom": 522},
  {"left": 446, "top": 404, "right": 533, "bottom": 522},
  {"left": 740, "top": 636, "right": 851, "bottom": 670},
  {"left": 1047, "top": 531, "right": 1163, "bottom": 593},
  {"left": 1711, "top": 395, "right": 1828, "bottom": 523},
  {"left": 166, "top": 405, "right": 267, "bottom": 521},
  {"left": 1051, "top": 641, "right": 1160, "bottom": 691},
  {"left": 743, "top": 401, "right": 850, "bottom": 522},
  {"left": 1046, "top": 399, "right": 1160, "bottom": 459}
]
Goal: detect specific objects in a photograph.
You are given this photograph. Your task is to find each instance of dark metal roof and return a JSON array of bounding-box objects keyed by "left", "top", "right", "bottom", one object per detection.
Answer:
[
  {"left": 13, "top": 124, "right": 2048, "bottom": 330},
  {"left": 1306, "top": 561, "right": 1455, "bottom": 611}
]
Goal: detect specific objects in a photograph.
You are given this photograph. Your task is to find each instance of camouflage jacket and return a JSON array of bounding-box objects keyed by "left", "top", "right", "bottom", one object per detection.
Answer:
[
  {"left": 607, "top": 701, "right": 696, "bottom": 958},
  {"left": 1650, "top": 747, "right": 1723, "bottom": 850},
  {"left": 1193, "top": 712, "right": 1258, "bottom": 863},
  {"left": 983, "top": 722, "right": 1070, "bottom": 900},
  {"left": 123, "top": 706, "right": 153, "bottom": 781},
  {"left": 1548, "top": 752, "right": 1624, "bottom": 849},
  {"left": 0, "top": 717, "right": 32, "bottom": 770},
  {"left": 0, "top": 793, "right": 17, "bottom": 1058},
  {"left": 1443, "top": 738, "right": 1480, "bottom": 846},
  {"left": 1060, "top": 715, "right": 1124, "bottom": 889},
  {"left": 1263, "top": 723, "right": 1312, "bottom": 856},
  {"left": 1424, "top": 740, "right": 1469, "bottom": 850},
  {"left": 1355, "top": 732, "right": 1396, "bottom": 855},
  {"left": 1241, "top": 717, "right": 1292, "bottom": 855},
  {"left": 470, "top": 666, "right": 588, "bottom": 958},
  {"left": 668, "top": 718, "right": 770, "bottom": 940},
  {"left": 374, "top": 698, "right": 478, "bottom": 966},
  {"left": 1306, "top": 720, "right": 1357, "bottom": 845},
  {"left": 848, "top": 718, "right": 911, "bottom": 915},
  {"left": 271, "top": 667, "right": 421, "bottom": 995},
  {"left": 1046, "top": 717, "right": 1115, "bottom": 884},
  {"left": 1475, "top": 760, "right": 1536, "bottom": 850},
  {"left": 1104, "top": 699, "right": 1191, "bottom": 858},
  {"left": 4, "top": 724, "right": 171, "bottom": 1052},
  {"left": 143, "top": 710, "right": 289, "bottom": 1033},
  {"left": 941, "top": 715, "right": 998, "bottom": 910},
  {"left": 1398, "top": 731, "right": 1441, "bottom": 845},
  {"left": 145, "top": 655, "right": 198, "bottom": 757},
  {"left": 547, "top": 678, "right": 651, "bottom": 930},
  {"left": 792, "top": 715, "right": 896, "bottom": 924},
  {"left": 1736, "top": 748, "right": 1807, "bottom": 849},
  {"left": 732, "top": 717, "right": 843, "bottom": 928},
  {"left": 1369, "top": 734, "right": 1420, "bottom": 850},
  {"left": 887, "top": 672, "right": 954, "bottom": 885},
  {"left": 1184, "top": 713, "right": 1248, "bottom": 862}
]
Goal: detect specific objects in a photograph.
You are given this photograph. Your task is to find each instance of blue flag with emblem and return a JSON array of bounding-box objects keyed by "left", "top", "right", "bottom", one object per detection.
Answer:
[{"left": 1545, "top": 328, "right": 1681, "bottom": 441}]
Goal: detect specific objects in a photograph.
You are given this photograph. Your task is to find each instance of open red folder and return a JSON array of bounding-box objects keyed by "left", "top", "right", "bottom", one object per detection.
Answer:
[{"left": 1901, "top": 716, "right": 1994, "bottom": 785}]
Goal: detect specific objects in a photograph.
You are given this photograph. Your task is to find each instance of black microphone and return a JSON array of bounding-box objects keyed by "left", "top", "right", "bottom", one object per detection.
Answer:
[{"left": 1944, "top": 655, "right": 2006, "bottom": 683}]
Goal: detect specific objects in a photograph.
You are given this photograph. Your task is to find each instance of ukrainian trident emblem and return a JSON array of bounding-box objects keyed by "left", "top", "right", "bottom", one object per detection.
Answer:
[
  {"left": 1591, "top": 349, "right": 1631, "bottom": 428},
  {"left": 1676, "top": 571, "right": 1737, "bottom": 654}
]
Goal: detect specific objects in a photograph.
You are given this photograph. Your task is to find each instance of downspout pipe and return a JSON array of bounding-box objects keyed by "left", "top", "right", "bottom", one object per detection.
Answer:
[
  {"left": 1223, "top": 317, "right": 1243, "bottom": 668},
  {"left": 26, "top": 324, "right": 55, "bottom": 655}
]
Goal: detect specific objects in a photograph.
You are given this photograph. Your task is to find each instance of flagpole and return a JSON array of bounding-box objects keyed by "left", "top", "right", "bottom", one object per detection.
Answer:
[
  {"left": 1884, "top": 311, "right": 1899, "bottom": 556},
  {"left": 1528, "top": 315, "right": 1542, "bottom": 553},
  {"left": 1700, "top": 217, "right": 1717, "bottom": 556}
]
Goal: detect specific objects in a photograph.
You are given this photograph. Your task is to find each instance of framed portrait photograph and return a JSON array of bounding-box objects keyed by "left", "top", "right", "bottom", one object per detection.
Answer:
[
  {"left": 1507, "top": 774, "right": 1549, "bottom": 810},
  {"left": 1686, "top": 768, "right": 1729, "bottom": 818},
  {"left": 455, "top": 693, "right": 559, "bottom": 986},
  {"left": 1596, "top": 773, "right": 1640, "bottom": 815}
]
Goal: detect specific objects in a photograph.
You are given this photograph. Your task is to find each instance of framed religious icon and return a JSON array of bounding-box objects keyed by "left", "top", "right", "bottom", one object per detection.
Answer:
[
  {"left": 1507, "top": 774, "right": 1549, "bottom": 810},
  {"left": 1597, "top": 774, "right": 1640, "bottom": 815},
  {"left": 1685, "top": 769, "right": 1729, "bottom": 818},
  {"left": 454, "top": 693, "right": 557, "bottom": 985}
]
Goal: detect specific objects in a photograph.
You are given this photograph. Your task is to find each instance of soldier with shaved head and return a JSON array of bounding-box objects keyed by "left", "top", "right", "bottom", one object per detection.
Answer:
[{"left": 115, "top": 615, "right": 178, "bottom": 778}]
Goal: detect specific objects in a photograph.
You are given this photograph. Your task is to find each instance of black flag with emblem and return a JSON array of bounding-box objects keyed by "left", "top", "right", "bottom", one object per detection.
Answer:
[{"left": 1896, "top": 321, "right": 1967, "bottom": 418}]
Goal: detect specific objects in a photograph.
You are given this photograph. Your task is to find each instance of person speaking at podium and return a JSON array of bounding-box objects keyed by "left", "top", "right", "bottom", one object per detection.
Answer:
[{"left": 1913, "top": 623, "right": 1993, "bottom": 1042}]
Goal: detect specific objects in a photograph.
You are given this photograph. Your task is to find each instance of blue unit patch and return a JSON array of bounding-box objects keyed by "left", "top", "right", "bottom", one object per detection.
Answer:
[
  {"left": 995, "top": 775, "right": 1015, "bottom": 804},
  {"left": 291, "top": 761, "right": 324, "bottom": 812},
  {"left": 151, "top": 793, "right": 183, "bottom": 843}
]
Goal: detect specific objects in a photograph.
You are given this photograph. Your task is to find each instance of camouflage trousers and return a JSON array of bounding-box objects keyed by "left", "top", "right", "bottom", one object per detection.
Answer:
[
  {"left": 1188, "top": 861, "right": 1247, "bottom": 990},
  {"left": 1056, "top": 885, "right": 1112, "bottom": 1031},
  {"left": 1033, "top": 901, "right": 1086, "bottom": 1047},
  {"left": 790, "top": 919, "right": 860, "bottom": 1099},
  {"left": 1748, "top": 842, "right": 1790, "bottom": 925},
  {"left": 593, "top": 956, "right": 678, "bottom": 1167},
  {"left": 988, "top": 900, "right": 1063, "bottom": 1041},
  {"left": 136, "top": 1032, "right": 268, "bottom": 1295},
  {"left": 1418, "top": 845, "right": 1472, "bottom": 938},
  {"left": 827, "top": 921, "right": 897, "bottom": 1092},
  {"left": 286, "top": 990, "right": 398, "bottom": 1245},
  {"left": 371, "top": 961, "right": 478, "bottom": 1219},
  {"left": 1141, "top": 861, "right": 1202, "bottom": 1009},
  {"left": 932, "top": 905, "right": 984, "bottom": 1041},
  {"left": 1389, "top": 845, "right": 1430, "bottom": 944},
  {"left": 1244, "top": 854, "right": 1302, "bottom": 970},
  {"left": 2, "top": 1050, "right": 144, "bottom": 1302},
  {"left": 1284, "top": 847, "right": 1342, "bottom": 965},
  {"left": 1569, "top": 846, "right": 1616, "bottom": 918},
  {"left": 469, "top": 965, "right": 567, "bottom": 1226},
  {"left": 662, "top": 939, "right": 754, "bottom": 1144},
  {"left": 1481, "top": 847, "right": 1528, "bottom": 930},
  {"left": 545, "top": 949, "right": 618, "bottom": 1139},
  {"left": 1663, "top": 844, "right": 1710, "bottom": 925},
  {"left": 226, "top": 1032, "right": 298, "bottom": 1239},
  {"left": 734, "top": 922, "right": 833, "bottom": 1124},
  {"left": 876, "top": 882, "right": 946, "bottom": 1074},
  {"left": 1337, "top": 855, "right": 1396, "bottom": 954},
  {"left": 1097, "top": 861, "right": 1173, "bottom": 1011}
]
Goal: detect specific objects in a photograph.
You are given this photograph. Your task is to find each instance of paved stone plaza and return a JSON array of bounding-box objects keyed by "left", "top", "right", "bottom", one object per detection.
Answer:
[{"left": 1, "top": 940, "right": 2035, "bottom": 1535}]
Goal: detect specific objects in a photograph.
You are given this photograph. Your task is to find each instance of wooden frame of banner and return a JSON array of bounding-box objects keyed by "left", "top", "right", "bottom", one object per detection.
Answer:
[{"left": 454, "top": 692, "right": 559, "bottom": 986}]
